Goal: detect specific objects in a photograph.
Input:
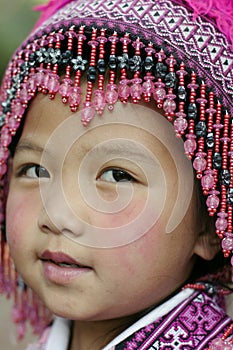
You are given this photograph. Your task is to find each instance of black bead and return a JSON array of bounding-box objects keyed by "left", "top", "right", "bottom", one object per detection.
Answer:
[
  {"left": 177, "top": 85, "right": 187, "bottom": 101},
  {"left": 0, "top": 115, "right": 5, "bottom": 127},
  {"left": 87, "top": 66, "right": 96, "bottom": 82},
  {"left": 128, "top": 55, "right": 142, "bottom": 72},
  {"left": 195, "top": 121, "right": 206, "bottom": 137},
  {"left": 206, "top": 132, "right": 214, "bottom": 148},
  {"left": 109, "top": 55, "right": 117, "bottom": 70},
  {"left": 29, "top": 52, "right": 36, "bottom": 62},
  {"left": 61, "top": 50, "right": 73, "bottom": 64},
  {"left": 187, "top": 103, "right": 197, "bottom": 119},
  {"left": 165, "top": 72, "right": 177, "bottom": 89},
  {"left": 36, "top": 47, "right": 48, "bottom": 63},
  {"left": 213, "top": 152, "right": 222, "bottom": 169},
  {"left": 117, "top": 53, "right": 128, "bottom": 70},
  {"left": 144, "top": 56, "right": 154, "bottom": 72},
  {"left": 220, "top": 169, "right": 231, "bottom": 187},
  {"left": 2, "top": 100, "right": 11, "bottom": 114},
  {"left": 47, "top": 48, "right": 61, "bottom": 64},
  {"left": 227, "top": 188, "right": 233, "bottom": 205},
  {"left": 97, "top": 59, "right": 106, "bottom": 74},
  {"left": 154, "top": 62, "right": 167, "bottom": 79}
]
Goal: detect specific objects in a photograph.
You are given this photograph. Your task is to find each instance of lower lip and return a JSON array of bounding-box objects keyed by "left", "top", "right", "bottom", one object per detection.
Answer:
[{"left": 42, "top": 261, "right": 92, "bottom": 285}]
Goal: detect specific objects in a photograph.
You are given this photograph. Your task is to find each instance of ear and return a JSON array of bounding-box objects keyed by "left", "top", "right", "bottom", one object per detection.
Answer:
[{"left": 193, "top": 230, "right": 221, "bottom": 261}]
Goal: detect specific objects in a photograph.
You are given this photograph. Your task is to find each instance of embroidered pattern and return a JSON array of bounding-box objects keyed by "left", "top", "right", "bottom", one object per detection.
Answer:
[
  {"left": 115, "top": 291, "right": 232, "bottom": 349},
  {"left": 29, "top": 0, "right": 233, "bottom": 111}
]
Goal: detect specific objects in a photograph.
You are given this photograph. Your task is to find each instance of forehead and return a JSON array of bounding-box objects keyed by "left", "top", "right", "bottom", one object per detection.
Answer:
[{"left": 22, "top": 93, "right": 183, "bottom": 154}]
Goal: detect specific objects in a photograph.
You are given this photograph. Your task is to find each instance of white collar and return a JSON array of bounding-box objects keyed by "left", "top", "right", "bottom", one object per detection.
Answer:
[{"left": 45, "top": 317, "right": 71, "bottom": 350}]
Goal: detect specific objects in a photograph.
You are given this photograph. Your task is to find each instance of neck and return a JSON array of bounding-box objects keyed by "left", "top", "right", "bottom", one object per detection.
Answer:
[{"left": 69, "top": 313, "right": 142, "bottom": 350}]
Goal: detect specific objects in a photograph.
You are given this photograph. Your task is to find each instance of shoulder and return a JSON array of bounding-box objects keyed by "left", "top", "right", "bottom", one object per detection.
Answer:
[{"left": 105, "top": 288, "right": 233, "bottom": 350}]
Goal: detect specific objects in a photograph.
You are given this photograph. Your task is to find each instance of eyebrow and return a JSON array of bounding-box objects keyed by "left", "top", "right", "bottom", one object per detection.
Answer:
[
  {"left": 93, "top": 142, "right": 156, "bottom": 164},
  {"left": 14, "top": 140, "right": 45, "bottom": 155}
]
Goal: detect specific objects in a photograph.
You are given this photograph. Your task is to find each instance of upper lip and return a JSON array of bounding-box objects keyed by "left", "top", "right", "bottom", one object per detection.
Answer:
[{"left": 40, "top": 250, "right": 87, "bottom": 267}]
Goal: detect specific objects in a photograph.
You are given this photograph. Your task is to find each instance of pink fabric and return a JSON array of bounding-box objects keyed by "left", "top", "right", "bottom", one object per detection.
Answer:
[
  {"left": 33, "top": 0, "right": 75, "bottom": 29},
  {"left": 34, "top": 0, "right": 233, "bottom": 49},
  {"left": 182, "top": 0, "right": 233, "bottom": 48}
]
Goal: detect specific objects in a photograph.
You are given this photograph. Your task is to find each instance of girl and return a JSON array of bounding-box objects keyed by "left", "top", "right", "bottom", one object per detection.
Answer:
[{"left": 1, "top": 0, "right": 233, "bottom": 349}]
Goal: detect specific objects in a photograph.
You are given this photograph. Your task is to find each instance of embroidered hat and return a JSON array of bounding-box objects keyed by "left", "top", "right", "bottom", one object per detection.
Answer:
[{"left": 1, "top": 0, "right": 233, "bottom": 339}]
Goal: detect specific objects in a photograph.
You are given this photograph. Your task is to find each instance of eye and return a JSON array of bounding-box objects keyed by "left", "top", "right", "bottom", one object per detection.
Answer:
[
  {"left": 17, "top": 164, "right": 50, "bottom": 179},
  {"left": 98, "top": 168, "right": 135, "bottom": 183}
]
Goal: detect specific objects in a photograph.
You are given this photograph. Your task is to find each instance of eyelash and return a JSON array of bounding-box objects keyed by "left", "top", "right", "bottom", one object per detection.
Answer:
[
  {"left": 98, "top": 168, "right": 135, "bottom": 183},
  {"left": 16, "top": 164, "right": 135, "bottom": 183},
  {"left": 17, "top": 164, "right": 50, "bottom": 179}
]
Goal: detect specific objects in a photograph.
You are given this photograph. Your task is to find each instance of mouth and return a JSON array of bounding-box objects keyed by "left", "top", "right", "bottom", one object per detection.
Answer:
[
  {"left": 40, "top": 250, "right": 90, "bottom": 269},
  {"left": 39, "top": 250, "right": 92, "bottom": 284}
]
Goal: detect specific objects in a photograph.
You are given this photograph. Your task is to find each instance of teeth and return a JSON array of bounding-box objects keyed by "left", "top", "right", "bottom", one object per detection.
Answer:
[{"left": 55, "top": 262, "right": 79, "bottom": 268}]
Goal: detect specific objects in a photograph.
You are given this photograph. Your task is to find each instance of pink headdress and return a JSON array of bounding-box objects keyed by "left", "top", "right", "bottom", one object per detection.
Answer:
[{"left": 1, "top": 0, "right": 233, "bottom": 340}]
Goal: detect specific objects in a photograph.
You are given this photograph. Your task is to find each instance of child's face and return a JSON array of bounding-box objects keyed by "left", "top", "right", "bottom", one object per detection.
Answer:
[{"left": 6, "top": 94, "right": 202, "bottom": 321}]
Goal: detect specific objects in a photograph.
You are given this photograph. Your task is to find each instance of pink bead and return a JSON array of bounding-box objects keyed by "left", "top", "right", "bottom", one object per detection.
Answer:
[
  {"left": 81, "top": 104, "right": 95, "bottom": 126},
  {"left": 47, "top": 74, "right": 60, "bottom": 93},
  {"left": 173, "top": 117, "right": 188, "bottom": 133},
  {"left": 36, "top": 70, "right": 45, "bottom": 85},
  {"left": 17, "top": 322, "right": 26, "bottom": 340},
  {"left": 206, "top": 194, "right": 219, "bottom": 209},
  {"left": 193, "top": 156, "right": 206, "bottom": 172},
  {"left": 0, "top": 146, "right": 8, "bottom": 160},
  {"left": 118, "top": 83, "right": 130, "bottom": 99},
  {"left": 153, "top": 87, "right": 166, "bottom": 101},
  {"left": 69, "top": 87, "right": 81, "bottom": 109},
  {"left": 93, "top": 90, "right": 106, "bottom": 114},
  {"left": 29, "top": 308, "right": 38, "bottom": 325},
  {"left": 11, "top": 100, "right": 25, "bottom": 116},
  {"left": 142, "top": 79, "right": 154, "bottom": 94},
  {"left": 163, "top": 98, "right": 176, "bottom": 113},
  {"left": 26, "top": 76, "right": 37, "bottom": 92},
  {"left": 201, "top": 173, "right": 215, "bottom": 189},
  {"left": 0, "top": 131, "right": 12, "bottom": 147},
  {"left": 19, "top": 86, "right": 30, "bottom": 102},
  {"left": 130, "top": 82, "right": 143, "bottom": 99},
  {"left": 8, "top": 116, "right": 20, "bottom": 131},
  {"left": 215, "top": 217, "right": 228, "bottom": 230},
  {"left": 5, "top": 280, "right": 14, "bottom": 296},
  {"left": 105, "top": 84, "right": 118, "bottom": 108},
  {"left": 184, "top": 137, "right": 197, "bottom": 154},
  {"left": 42, "top": 73, "right": 50, "bottom": 89},
  {"left": 59, "top": 78, "right": 72, "bottom": 100},
  {"left": 221, "top": 237, "right": 233, "bottom": 250},
  {"left": 11, "top": 305, "right": 23, "bottom": 323},
  {"left": 59, "top": 84, "right": 71, "bottom": 97}
]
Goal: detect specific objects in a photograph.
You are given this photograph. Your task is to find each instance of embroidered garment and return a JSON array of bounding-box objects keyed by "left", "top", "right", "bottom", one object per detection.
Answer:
[{"left": 26, "top": 286, "right": 233, "bottom": 350}]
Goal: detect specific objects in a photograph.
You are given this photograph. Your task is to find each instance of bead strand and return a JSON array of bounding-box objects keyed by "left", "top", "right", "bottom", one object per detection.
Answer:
[
  {"left": 81, "top": 28, "right": 98, "bottom": 125},
  {"left": 174, "top": 62, "right": 188, "bottom": 137},
  {"left": 163, "top": 55, "right": 176, "bottom": 122},
  {"left": 183, "top": 72, "right": 198, "bottom": 159},
  {"left": 94, "top": 28, "right": 107, "bottom": 115},
  {"left": 143, "top": 42, "right": 155, "bottom": 103}
]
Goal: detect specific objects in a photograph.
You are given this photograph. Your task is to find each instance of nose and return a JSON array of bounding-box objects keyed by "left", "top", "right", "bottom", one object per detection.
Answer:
[{"left": 37, "top": 179, "right": 85, "bottom": 238}]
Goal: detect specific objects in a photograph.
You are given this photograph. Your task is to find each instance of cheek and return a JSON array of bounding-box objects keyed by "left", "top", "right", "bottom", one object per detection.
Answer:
[
  {"left": 100, "top": 216, "right": 165, "bottom": 277},
  {"left": 6, "top": 192, "right": 37, "bottom": 253},
  {"left": 92, "top": 191, "right": 151, "bottom": 228}
]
